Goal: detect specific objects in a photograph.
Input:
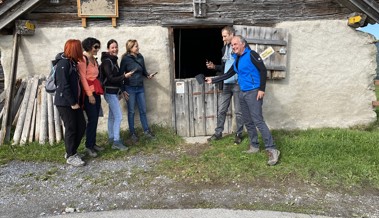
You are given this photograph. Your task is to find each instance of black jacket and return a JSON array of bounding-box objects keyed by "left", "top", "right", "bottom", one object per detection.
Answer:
[
  {"left": 53, "top": 53, "right": 81, "bottom": 107},
  {"left": 100, "top": 52, "right": 123, "bottom": 94},
  {"left": 119, "top": 53, "right": 148, "bottom": 87}
]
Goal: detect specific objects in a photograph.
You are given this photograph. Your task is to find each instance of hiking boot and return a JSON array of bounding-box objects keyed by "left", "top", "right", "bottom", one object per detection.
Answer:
[
  {"left": 234, "top": 133, "right": 243, "bottom": 145},
  {"left": 86, "top": 148, "right": 98, "bottom": 158},
  {"left": 130, "top": 133, "right": 138, "bottom": 143},
  {"left": 93, "top": 144, "right": 105, "bottom": 152},
  {"left": 65, "top": 153, "right": 84, "bottom": 159},
  {"left": 207, "top": 133, "right": 222, "bottom": 142},
  {"left": 267, "top": 149, "right": 280, "bottom": 166},
  {"left": 112, "top": 140, "right": 129, "bottom": 151},
  {"left": 144, "top": 130, "right": 156, "bottom": 140},
  {"left": 244, "top": 146, "right": 260, "bottom": 154},
  {"left": 66, "top": 154, "right": 85, "bottom": 167}
]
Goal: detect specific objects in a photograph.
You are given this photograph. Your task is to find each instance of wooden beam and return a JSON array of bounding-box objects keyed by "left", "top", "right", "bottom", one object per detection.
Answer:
[
  {"left": 0, "top": 0, "right": 43, "bottom": 30},
  {"left": 0, "top": 32, "right": 20, "bottom": 145}
]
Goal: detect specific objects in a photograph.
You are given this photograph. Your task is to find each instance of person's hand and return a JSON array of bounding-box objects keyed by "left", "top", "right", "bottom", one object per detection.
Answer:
[
  {"left": 257, "top": 90, "right": 265, "bottom": 100},
  {"left": 124, "top": 71, "right": 134, "bottom": 78},
  {"left": 206, "top": 61, "right": 215, "bottom": 70},
  {"left": 71, "top": 104, "right": 80, "bottom": 109},
  {"left": 205, "top": 77, "right": 212, "bottom": 84},
  {"left": 123, "top": 91, "right": 129, "bottom": 101},
  {"left": 88, "top": 95, "right": 96, "bottom": 104}
]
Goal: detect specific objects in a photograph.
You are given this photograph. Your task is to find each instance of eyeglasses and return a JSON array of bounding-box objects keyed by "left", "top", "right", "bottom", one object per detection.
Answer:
[{"left": 93, "top": 45, "right": 100, "bottom": 49}]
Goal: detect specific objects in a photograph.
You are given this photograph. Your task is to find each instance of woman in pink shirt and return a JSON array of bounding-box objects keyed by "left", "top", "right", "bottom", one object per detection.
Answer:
[{"left": 78, "top": 37, "right": 104, "bottom": 158}]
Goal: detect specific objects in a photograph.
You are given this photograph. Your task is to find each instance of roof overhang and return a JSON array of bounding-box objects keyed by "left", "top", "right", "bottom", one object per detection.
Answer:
[
  {"left": 0, "top": 0, "right": 43, "bottom": 31},
  {"left": 336, "top": 0, "right": 379, "bottom": 24}
]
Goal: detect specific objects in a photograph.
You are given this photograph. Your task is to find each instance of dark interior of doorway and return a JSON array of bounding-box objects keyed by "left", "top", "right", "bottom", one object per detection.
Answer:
[{"left": 174, "top": 28, "right": 223, "bottom": 79}]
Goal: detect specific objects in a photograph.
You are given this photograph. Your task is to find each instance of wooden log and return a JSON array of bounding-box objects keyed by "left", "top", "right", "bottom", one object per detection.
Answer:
[
  {"left": 0, "top": 33, "right": 20, "bottom": 145},
  {"left": 47, "top": 93, "right": 55, "bottom": 145},
  {"left": 20, "top": 76, "right": 39, "bottom": 145},
  {"left": 39, "top": 81, "right": 47, "bottom": 144},
  {"left": 28, "top": 98, "right": 37, "bottom": 143},
  {"left": 53, "top": 96, "right": 62, "bottom": 142},
  {"left": 12, "top": 77, "right": 33, "bottom": 145},
  {"left": 11, "top": 81, "right": 26, "bottom": 122},
  {"left": 35, "top": 85, "right": 42, "bottom": 142}
]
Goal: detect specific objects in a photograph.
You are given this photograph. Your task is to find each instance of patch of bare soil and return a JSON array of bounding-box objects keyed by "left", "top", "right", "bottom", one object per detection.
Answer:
[{"left": 0, "top": 144, "right": 378, "bottom": 218}]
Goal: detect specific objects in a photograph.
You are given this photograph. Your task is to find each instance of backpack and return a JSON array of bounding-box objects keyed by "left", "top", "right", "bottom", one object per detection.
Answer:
[
  {"left": 98, "top": 58, "right": 115, "bottom": 88},
  {"left": 45, "top": 60, "right": 58, "bottom": 94}
]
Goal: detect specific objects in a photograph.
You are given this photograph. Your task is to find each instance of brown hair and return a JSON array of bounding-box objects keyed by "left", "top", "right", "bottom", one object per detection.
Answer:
[
  {"left": 64, "top": 39, "right": 83, "bottom": 62},
  {"left": 122, "top": 39, "right": 138, "bottom": 58}
]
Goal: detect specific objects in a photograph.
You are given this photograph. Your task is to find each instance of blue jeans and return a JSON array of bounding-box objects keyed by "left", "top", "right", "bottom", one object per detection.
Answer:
[
  {"left": 215, "top": 83, "right": 244, "bottom": 135},
  {"left": 124, "top": 85, "right": 149, "bottom": 134},
  {"left": 239, "top": 89, "right": 275, "bottom": 150},
  {"left": 84, "top": 93, "right": 101, "bottom": 148},
  {"left": 104, "top": 93, "right": 122, "bottom": 141}
]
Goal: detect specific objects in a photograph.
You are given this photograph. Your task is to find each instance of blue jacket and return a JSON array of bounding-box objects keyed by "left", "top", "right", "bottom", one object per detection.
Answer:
[
  {"left": 213, "top": 47, "right": 267, "bottom": 92},
  {"left": 119, "top": 53, "right": 148, "bottom": 87}
]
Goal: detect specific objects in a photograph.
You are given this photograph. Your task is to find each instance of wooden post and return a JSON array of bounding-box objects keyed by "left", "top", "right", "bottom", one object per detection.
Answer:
[
  {"left": 35, "top": 85, "right": 42, "bottom": 142},
  {"left": 47, "top": 93, "right": 55, "bottom": 145},
  {"left": 53, "top": 97, "right": 62, "bottom": 142},
  {"left": 20, "top": 76, "right": 39, "bottom": 145},
  {"left": 12, "top": 77, "right": 33, "bottom": 145},
  {"left": 39, "top": 82, "right": 47, "bottom": 144},
  {"left": 28, "top": 98, "right": 37, "bottom": 143},
  {"left": 0, "top": 32, "right": 20, "bottom": 145}
]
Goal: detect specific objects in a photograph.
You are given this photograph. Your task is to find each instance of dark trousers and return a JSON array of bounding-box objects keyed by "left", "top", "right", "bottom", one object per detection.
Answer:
[
  {"left": 239, "top": 89, "right": 275, "bottom": 150},
  {"left": 57, "top": 106, "right": 86, "bottom": 157},
  {"left": 84, "top": 93, "right": 101, "bottom": 148}
]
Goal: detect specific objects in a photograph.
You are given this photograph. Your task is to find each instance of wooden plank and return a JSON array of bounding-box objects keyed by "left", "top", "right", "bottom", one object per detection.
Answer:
[
  {"left": 28, "top": 98, "right": 37, "bottom": 143},
  {"left": 245, "top": 38, "right": 287, "bottom": 46},
  {"left": 12, "top": 77, "right": 33, "bottom": 145},
  {"left": 0, "top": 33, "right": 20, "bottom": 145},
  {"left": 20, "top": 76, "right": 39, "bottom": 145},
  {"left": 11, "top": 81, "right": 26, "bottom": 122},
  {"left": 47, "top": 93, "right": 55, "bottom": 145},
  {"left": 174, "top": 80, "right": 190, "bottom": 137},
  {"left": 39, "top": 82, "right": 47, "bottom": 144},
  {"left": 188, "top": 79, "right": 195, "bottom": 137},
  {"left": 53, "top": 97, "right": 62, "bottom": 143},
  {"left": 191, "top": 79, "right": 206, "bottom": 136},
  {"left": 34, "top": 85, "right": 42, "bottom": 142},
  {"left": 204, "top": 83, "right": 218, "bottom": 136},
  {"left": 0, "top": 0, "right": 43, "bottom": 30}
]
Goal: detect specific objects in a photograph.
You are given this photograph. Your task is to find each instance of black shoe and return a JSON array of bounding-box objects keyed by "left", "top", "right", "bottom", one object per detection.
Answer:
[
  {"left": 207, "top": 133, "right": 222, "bottom": 142},
  {"left": 234, "top": 133, "right": 243, "bottom": 145}
]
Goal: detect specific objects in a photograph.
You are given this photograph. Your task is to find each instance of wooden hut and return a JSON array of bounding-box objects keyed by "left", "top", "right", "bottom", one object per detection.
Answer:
[{"left": 0, "top": 0, "right": 378, "bottom": 138}]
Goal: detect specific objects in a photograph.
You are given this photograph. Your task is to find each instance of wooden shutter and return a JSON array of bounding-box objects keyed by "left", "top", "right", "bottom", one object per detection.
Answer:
[{"left": 233, "top": 25, "right": 289, "bottom": 79}]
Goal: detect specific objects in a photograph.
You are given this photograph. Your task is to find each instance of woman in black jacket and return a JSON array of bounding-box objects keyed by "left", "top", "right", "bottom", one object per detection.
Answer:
[
  {"left": 100, "top": 39, "right": 133, "bottom": 150},
  {"left": 54, "top": 39, "right": 86, "bottom": 167}
]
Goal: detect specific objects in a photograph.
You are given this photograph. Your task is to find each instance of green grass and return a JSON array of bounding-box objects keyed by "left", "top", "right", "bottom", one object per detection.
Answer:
[{"left": 1, "top": 120, "right": 379, "bottom": 192}]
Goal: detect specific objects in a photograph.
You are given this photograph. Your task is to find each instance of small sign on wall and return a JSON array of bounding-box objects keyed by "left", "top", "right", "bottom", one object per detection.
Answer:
[{"left": 176, "top": 82, "right": 185, "bottom": 94}]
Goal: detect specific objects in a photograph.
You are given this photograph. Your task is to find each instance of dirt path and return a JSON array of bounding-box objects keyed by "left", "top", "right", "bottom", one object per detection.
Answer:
[{"left": 1, "top": 148, "right": 379, "bottom": 218}]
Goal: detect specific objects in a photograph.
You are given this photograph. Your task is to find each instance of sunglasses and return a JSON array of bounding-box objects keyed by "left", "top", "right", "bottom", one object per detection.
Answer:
[{"left": 93, "top": 45, "right": 100, "bottom": 49}]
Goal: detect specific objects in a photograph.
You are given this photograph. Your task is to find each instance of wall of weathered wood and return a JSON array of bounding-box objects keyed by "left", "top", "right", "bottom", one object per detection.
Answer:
[{"left": 25, "top": 0, "right": 352, "bottom": 27}]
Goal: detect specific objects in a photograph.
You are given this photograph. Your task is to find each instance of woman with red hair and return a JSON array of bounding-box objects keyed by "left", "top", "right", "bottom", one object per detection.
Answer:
[{"left": 54, "top": 39, "right": 87, "bottom": 167}]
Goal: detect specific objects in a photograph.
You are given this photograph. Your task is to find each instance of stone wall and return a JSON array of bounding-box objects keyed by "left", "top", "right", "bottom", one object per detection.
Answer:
[{"left": 0, "top": 20, "right": 377, "bottom": 132}]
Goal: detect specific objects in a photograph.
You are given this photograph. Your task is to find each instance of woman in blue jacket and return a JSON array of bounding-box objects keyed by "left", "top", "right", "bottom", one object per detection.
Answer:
[{"left": 119, "top": 39, "right": 155, "bottom": 143}]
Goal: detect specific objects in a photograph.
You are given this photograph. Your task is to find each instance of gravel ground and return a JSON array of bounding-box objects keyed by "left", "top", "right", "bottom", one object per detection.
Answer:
[{"left": 1, "top": 143, "right": 379, "bottom": 218}]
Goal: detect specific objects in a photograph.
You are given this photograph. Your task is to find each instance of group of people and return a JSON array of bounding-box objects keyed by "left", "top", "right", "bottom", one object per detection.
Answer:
[
  {"left": 53, "top": 37, "right": 156, "bottom": 167},
  {"left": 205, "top": 26, "right": 280, "bottom": 166}
]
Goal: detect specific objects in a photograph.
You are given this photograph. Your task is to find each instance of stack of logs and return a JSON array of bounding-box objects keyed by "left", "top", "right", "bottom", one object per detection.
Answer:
[{"left": 0, "top": 76, "right": 64, "bottom": 145}]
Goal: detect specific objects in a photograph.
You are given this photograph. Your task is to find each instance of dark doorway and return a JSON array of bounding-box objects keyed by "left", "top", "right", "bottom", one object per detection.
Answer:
[{"left": 174, "top": 28, "right": 223, "bottom": 79}]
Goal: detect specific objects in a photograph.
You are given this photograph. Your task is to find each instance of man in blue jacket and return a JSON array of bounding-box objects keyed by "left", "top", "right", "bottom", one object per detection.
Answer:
[{"left": 205, "top": 35, "right": 280, "bottom": 166}]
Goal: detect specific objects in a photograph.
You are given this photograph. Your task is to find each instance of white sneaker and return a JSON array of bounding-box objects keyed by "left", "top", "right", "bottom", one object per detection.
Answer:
[
  {"left": 267, "top": 149, "right": 280, "bottom": 166},
  {"left": 66, "top": 154, "right": 85, "bottom": 167}
]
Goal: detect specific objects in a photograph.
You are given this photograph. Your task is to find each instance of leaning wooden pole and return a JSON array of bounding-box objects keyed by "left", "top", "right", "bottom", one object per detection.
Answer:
[
  {"left": 47, "top": 93, "right": 55, "bottom": 145},
  {"left": 39, "top": 82, "right": 47, "bottom": 144},
  {"left": 0, "top": 32, "right": 20, "bottom": 145},
  {"left": 20, "top": 76, "right": 39, "bottom": 145},
  {"left": 12, "top": 78, "right": 33, "bottom": 145}
]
